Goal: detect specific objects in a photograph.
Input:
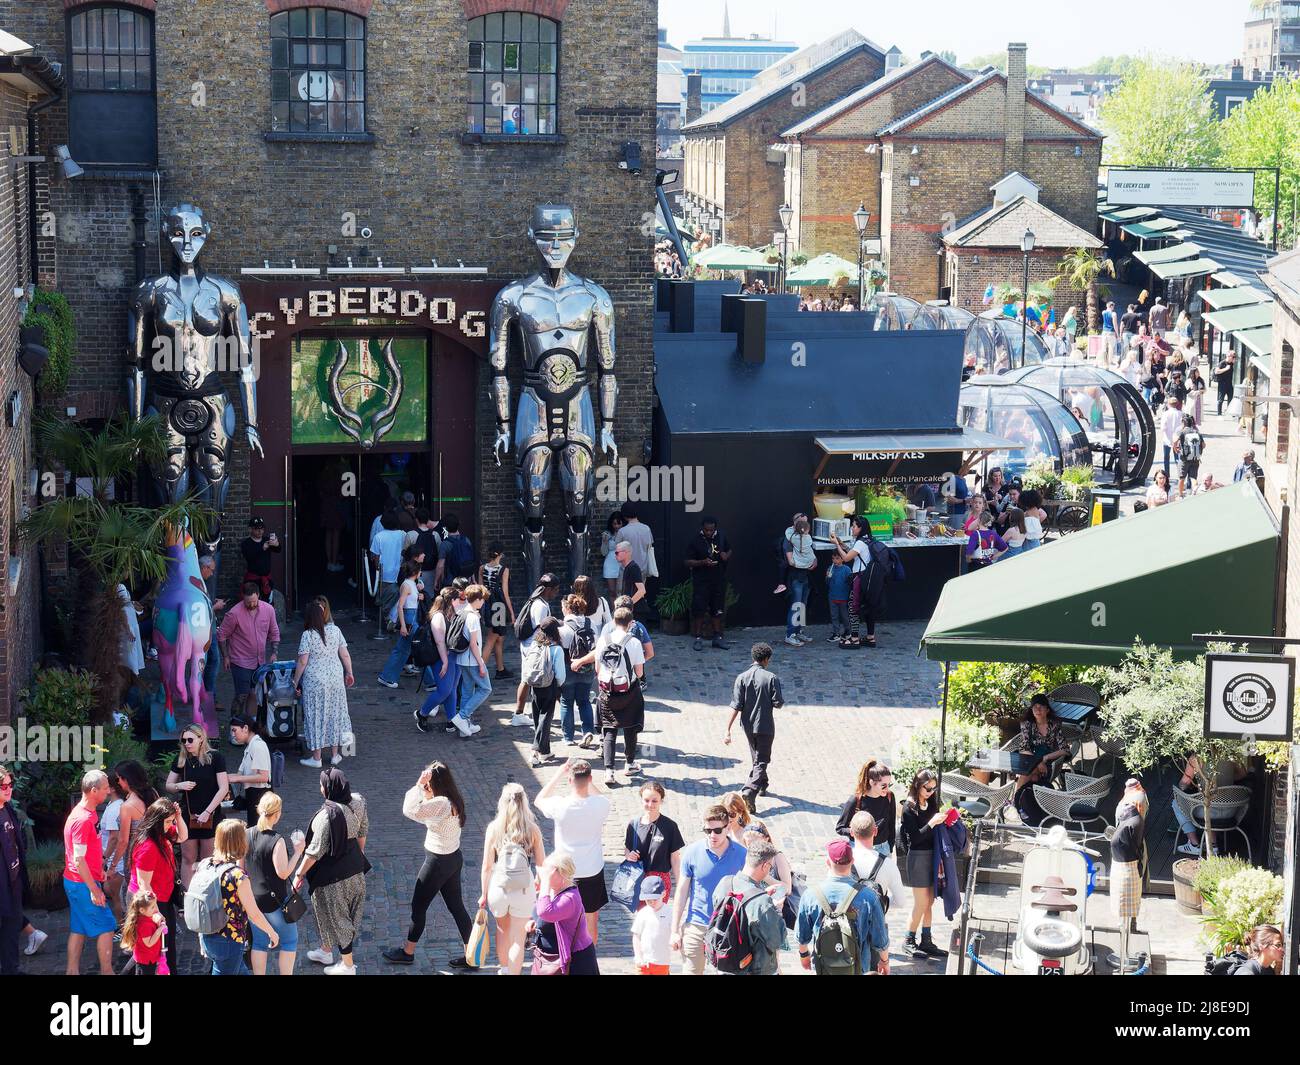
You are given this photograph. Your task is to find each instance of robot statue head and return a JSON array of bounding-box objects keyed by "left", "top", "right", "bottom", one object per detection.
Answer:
[
  {"left": 162, "top": 203, "right": 211, "bottom": 266},
  {"left": 528, "top": 204, "right": 578, "bottom": 273}
]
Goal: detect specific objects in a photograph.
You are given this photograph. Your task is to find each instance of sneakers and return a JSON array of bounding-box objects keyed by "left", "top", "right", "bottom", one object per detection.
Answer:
[
  {"left": 307, "top": 948, "right": 334, "bottom": 965},
  {"left": 828, "top": 632, "right": 842, "bottom": 643},
  {"left": 23, "top": 929, "right": 47, "bottom": 956},
  {"left": 712, "top": 637, "right": 730, "bottom": 650},
  {"left": 509, "top": 713, "right": 532, "bottom": 728},
  {"left": 1176, "top": 840, "right": 1201, "bottom": 856},
  {"left": 444, "top": 724, "right": 459, "bottom": 735},
  {"left": 916, "top": 935, "right": 947, "bottom": 958},
  {"left": 324, "top": 961, "right": 357, "bottom": 975},
  {"left": 625, "top": 761, "right": 641, "bottom": 774},
  {"left": 795, "top": 632, "right": 813, "bottom": 645},
  {"left": 382, "top": 947, "right": 415, "bottom": 965},
  {"left": 580, "top": 732, "right": 595, "bottom": 749},
  {"left": 376, "top": 677, "right": 399, "bottom": 689},
  {"left": 414, "top": 710, "right": 432, "bottom": 733},
  {"left": 402, "top": 664, "right": 419, "bottom": 677},
  {"left": 784, "top": 635, "right": 803, "bottom": 647},
  {"left": 447, "top": 955, "right": 472, "bottom": 969},
  {"left": 299, "top": 757, "right": 323, "bottom": 768},
  {"left": 331, "top": 753, "right": 344, "bottom": 766},
  {"left": 496, "top": 667, "right": 515, "bottom": 679},
  {"left": 604, "top": 771, "right": 617, "bottom": 787},
  {"left": 452, "top": 716, "right": 474, "bottom": 738},
  {"left": 694, "top": 637, "right": 705, "bottom": 652},
  {"left": 469, "top": 722, "right": 482, "bottom": 735},
  {"left": 530, "top": 751, "right": 543, "bottom": 768}
]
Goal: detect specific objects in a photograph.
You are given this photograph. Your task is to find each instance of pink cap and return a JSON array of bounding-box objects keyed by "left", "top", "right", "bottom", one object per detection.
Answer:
[{"left": 826, "top": 839, "right": 853, "bottom": 864}]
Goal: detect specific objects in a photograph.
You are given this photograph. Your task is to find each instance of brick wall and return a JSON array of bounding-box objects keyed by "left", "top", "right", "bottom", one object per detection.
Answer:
[
  {"left": 946, "top": 248, "right": 1087, "bottom": 322},
  {"left": 0, "top": 82, "right": 43, "bottom": 724},
  {"left": 14, "top": 0, "right": 656, "bottom": 603}
]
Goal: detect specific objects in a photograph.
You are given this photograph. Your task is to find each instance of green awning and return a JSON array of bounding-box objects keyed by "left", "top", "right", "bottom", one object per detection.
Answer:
[
  {"left": 1203, "top": 302, "right": 1274, "bottom": 333},
  {"left": 1108, "top": 206, "right": 1160, "bottom": 221},
  {"left": 1134, "top": 242, "right": 1201, "bottom": 266},
  {"left": 920, "top": 482, "right": 1278, "bottom": 665},
  {"left": 692, "top": 244, "right": 779, "bottom": 271},
  {"left": 1122, "top": 217, "right": 1181, "bottom": 238},
  {"left": 787, "top": 252, "right": 861, "bottom": 287},
  {"left": 1149, "top": 257, "right": 1221, "bottom": 280},
  {"left": 1211, "top": 271, "right": 1251, "bottom": 288},
  {"left": 1234, "top": 326, "right": 1272, "bottom": 357},
  {"left": 1167, "top": 229, "right": 1195, "bottom": 239},
  {"left": 1251, "top": 354, "right": 1271, "bottom": 377},
  {"left": 1201, "top": 287, "right": 1266, "bottom": 310}
]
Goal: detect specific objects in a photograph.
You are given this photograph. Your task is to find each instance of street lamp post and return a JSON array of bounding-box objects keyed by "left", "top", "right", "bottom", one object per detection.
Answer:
[
  {"left": 1020, "top": 227, "right": 1036, "bottom": 369},
  {"left": 778, "top": 202, "right": 793, "bottom": 294},
  {"left": 853, "top": 201, "right": 871, "bottom": 310}
]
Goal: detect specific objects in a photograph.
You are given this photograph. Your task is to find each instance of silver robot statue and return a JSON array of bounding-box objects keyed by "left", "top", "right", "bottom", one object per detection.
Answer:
[
  {"left": 490, "top": 204, "right": 618, "bottom": 588},
  {"left": 128, "top": 204, "right": 263, "bottom": 555}
]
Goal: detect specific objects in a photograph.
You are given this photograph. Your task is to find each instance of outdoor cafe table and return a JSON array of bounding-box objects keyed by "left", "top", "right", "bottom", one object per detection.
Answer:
[{"left": 968, "top": 749, "right": 1043, "bottom": 780}]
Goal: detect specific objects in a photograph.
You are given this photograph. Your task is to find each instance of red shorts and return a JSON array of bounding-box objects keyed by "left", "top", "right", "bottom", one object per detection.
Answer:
[{"left": 638, "top": 963, "right": 670, "bottom": 975}]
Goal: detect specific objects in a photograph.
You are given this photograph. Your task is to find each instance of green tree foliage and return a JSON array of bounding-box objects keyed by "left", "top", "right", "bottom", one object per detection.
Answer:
[
  {"left": 1217, "top": 77, "right": 1300, "bottom": 248},
  {"left": 1099, "top": 60, "right": 1218, "bottom": 166},
  {"left": 21, "top": 288, "right": 76, "bottom": 401},
  {"left": 943, "top": 660, "right": 1104, "bottom": 732}
]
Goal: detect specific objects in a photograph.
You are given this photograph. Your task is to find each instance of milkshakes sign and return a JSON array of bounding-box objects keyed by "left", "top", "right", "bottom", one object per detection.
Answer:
[
  {"left": 1204, "top": 653, "right": 1295, "bottom": 741},
  {"left": 816, "top": 449, "right": 952, "bottom": 488},
  {"left": 1106, "top": 168, "right": 1256, "bottom": 209}
]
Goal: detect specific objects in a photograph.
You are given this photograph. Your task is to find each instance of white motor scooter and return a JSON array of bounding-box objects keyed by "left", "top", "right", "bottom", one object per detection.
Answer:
[{"left": 1011, "top": 825, "right": 1097, "bottom": 975}]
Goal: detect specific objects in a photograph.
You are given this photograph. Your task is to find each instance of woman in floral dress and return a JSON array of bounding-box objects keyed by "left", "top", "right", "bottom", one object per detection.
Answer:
[{"left": 292, "top": 596, "right": 355, "bottom": 769}]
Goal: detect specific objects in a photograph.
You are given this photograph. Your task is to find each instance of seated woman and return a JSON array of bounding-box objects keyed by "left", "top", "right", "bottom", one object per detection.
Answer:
[
  {"left": 1015, "top": 694, "right": 1072, "bottom": 792},
  {"left": 1172, "top": 755, "right": 1203, "bottom": 856}
]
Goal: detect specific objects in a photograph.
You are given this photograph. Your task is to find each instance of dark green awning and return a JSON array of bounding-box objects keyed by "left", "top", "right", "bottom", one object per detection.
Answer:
[
  {"left": 1150, "top": 257, "right": 1221, "bottom": 280},
  {"left": 1134, "top": 242, "right": 1201, "bottom": 266},
  {"left": 1201, "top": 287, "right": 1266, "bottom": 310},
  {"left": 920, "top": 482, "right": 1279, "bottom": 664},
  {"left": 1203, "top": 302, "right": 1274, "bottom": 333}
]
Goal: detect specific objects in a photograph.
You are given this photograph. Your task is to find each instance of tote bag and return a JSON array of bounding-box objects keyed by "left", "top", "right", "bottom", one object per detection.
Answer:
[{"left": 465, "top": 907, "right": 492, "bottom": 968}]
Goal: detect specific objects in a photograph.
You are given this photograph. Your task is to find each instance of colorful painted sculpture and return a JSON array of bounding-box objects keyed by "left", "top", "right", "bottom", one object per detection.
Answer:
[{"left": 152, "top": 525, "right": 215, "bottom": 735}]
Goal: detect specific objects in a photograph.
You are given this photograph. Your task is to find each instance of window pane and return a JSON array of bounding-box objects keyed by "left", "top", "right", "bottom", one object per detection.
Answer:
[
  {"left": 71, "top": 53, "right": 87, "bottom": 89},
  {"left": 503, "top": 42, "right": 519, "bottom": 71},
  {"left": 538, "top": 43, "right": 555, "bottom": 73},
  {"left": 327, "top": 43, "right": 343, "bottom": 67},
  {"left": 104, "top": 11, "right": 118, "bottom": 52},
  {"left": 119, "top": 10, "right": 134, "bottom": 52},
  {"left": 484, "top": 43, "right": 501, "bottom": 71},
  {"left": 326, "top": 9, "right": 344, "bottom": 38},
  {"left": 538, "top": 74, "right": 555, "bottom": 103},
  {"left": 468, "top": 41, "right": 483, "bottom": 71},
  {"left": 521, "top": 73, "right": 537, "bottom": 102},
  {"left": 271, "top": 101, "right": 289, "bottom": 130},
  {"left": 270, "top": 13, "right": 287, "bottom": 38},
  {"left": 289, "top": 9, "right": 307, "bottom": 36},
  {"left": 521, "top": 42, "right": 537, "bottom": 71},
  {"left": 86, "top": 10, "right": 102, "bottom": 49},
  {"left": 309, "top": 102, "right": 327, "bottom": 131},
  {"left": 468, "top": 17, "right": 484, "bottom": 42},
  {"left": 485, "top": 13, "right": 502, "bottom": 40},
  {"left": 71, "top": 13, "right": 85, "bottom": 50},
  {"left": 504, "top": 74, "right": 520, "bottom": 102},
  {"left": 271, "top": 69, "right": 289, "bottom": 100},
  {"left": 346, "top": 103, "right": 364, "bottom": 132},
  {"left": 271, "top": 39, "right": 288, "bottom": 68},
  {"left": 309, "top": 8, "right": 326, "bottom": 36},
  {"left": 103, "top": 54, "right": 119, "bottom": 89},
  {"left": 291, "top": 101, "right": 308, "bottom": 129},
  {"left": 346, "top": 15, "right": 363, "bottom": 39},
  {"left": 468, "top": 73, "right": 484, "bottom": 102},
  {"left": 468, "top": 104, "right": 483, "bottom": 132},
  {"left": 521, "top": 13, "right": 538, "bottom": 41},
  {"left": 86, "top": 52, "right": 102, "bottom": 89},
  {"left": 310, "top": 43, "right": 327, "bottom": 64},
  {"left": 540, "top": 17, "right": 556, "bottom": 42},
  {"left": 539, "top": 105, "right": 555, "bottom": 135},
  {"left": 292, "top": 42, "right": 308, "bottom": 65},
  {"left": 347, "top": 71, "right": 364, "bottom": 100},
  {"left": 119, "top": 54, "right": 135, "bottom": 89},
  {"left": 503, "top": 11, "right": 520, "bottom": 38},
  {"left": 485, "top": 107, "right": 502, "bottom": 133},
  {"left": 520, "top": 104, "right": 536, "bottom": 134},
  {"left": 136, "top": 16, "right": 151, "bottom": 55}
]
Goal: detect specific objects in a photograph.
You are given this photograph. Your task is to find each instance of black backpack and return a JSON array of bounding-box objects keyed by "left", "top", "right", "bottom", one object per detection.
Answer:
[
  {"left": 410, "top": 623, "right": 440, "bottom": 668},
  {"left": 565, "top": 615, "right": 596, "bottom": 672},
  {"left": 444, "top": 535, "right": 475, "bottom": 580},
  {"left": 446, "top": 612, "right": 471, "bottom": 655},
  {"left": 861, "top": 850, "right": 890, "bottom": 915},
  {"left": 705, "top": 881, "right": 766, "bottom": 974},
  {"left": 1208, "top": 950, "right": 1250, "bottom": 976},
  {"left": 513, "top": 594, "right": 545, "bottom": 642}
]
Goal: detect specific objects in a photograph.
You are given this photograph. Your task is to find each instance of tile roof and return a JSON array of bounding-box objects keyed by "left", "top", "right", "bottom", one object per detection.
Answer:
[
  {"left": 942, "top": 195, "right": 1103, "bottom": 250},
  {"left": 878, "top": 69, "right": 1101, "bottom": 138}
]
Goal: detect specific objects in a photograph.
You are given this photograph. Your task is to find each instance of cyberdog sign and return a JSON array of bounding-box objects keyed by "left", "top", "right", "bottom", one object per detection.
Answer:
[{"left": 1204, "top": 653, "right": 1295, "bottom": 741}]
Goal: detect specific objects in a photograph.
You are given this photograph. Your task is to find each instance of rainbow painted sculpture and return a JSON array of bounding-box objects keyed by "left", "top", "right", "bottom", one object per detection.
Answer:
[{"left": 152, "top": 525, "right": 215, "bottom": 736}]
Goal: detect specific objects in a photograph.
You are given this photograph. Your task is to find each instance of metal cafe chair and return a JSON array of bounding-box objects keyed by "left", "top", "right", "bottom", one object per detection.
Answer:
[
  {"left": 1173, "top": 785, "right": 1254, "bottom": 863},
  {"left": 941, "top": 774, "right": 1015, "bottom": 822},
  {"left": 1033, "top": 776, "right": 1112, "bottom": 844}
]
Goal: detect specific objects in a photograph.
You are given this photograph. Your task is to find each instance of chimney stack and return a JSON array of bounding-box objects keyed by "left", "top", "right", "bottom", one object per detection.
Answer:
[
  {"left": 685, "top": 72, "right": 703, "bottom": 124},
  {"left": 1003, "top": 42, "right": 1027, "bottom": 174}
]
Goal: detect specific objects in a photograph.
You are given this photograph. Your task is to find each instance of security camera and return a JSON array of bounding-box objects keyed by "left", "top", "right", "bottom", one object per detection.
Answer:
[{"left": 360, "top": 226, "right": 373, "bottom": 240}]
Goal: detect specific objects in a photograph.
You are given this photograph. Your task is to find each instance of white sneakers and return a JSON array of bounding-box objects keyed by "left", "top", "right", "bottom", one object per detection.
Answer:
[
  {"left": 625, "top": 761, "right": 641, "bottom": 774},
  {"left": 330, "top": 753, "right": 343, "bottom": 766},
  {"left": 453, "top": 717, "right": 482, "bottom": 737},
  {"left": 307, "top": 948, "right": 334, "bottom": 965},
  {"left": 299, "top": 757, "right": 323, "bottom": 769},
  {"left": 509, "top": 713, "right": 532, "bottom": 727},
  {"left": 605, "top": 771, "right": 617, "bottom": 786},
  {"left": 24, "top": 929, "right": 47, "bottom": 956},
  {"left": 324, "top": 961, "right": 357, "bottom": 975}
]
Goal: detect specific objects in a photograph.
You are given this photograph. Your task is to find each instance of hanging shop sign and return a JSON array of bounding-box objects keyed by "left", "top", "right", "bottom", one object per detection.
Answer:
[
  {"left": 249, "top": 284, "right": 489, "bottom": 344},
  {"left": 1106, "top": 168, "right": 1256, "bottom": 209},
  {"left": 816, "top": 449, "right": 955, "bottom": 488},
  {"left": 1203, "top": 653, "right": 1295, "bottom": 741}
]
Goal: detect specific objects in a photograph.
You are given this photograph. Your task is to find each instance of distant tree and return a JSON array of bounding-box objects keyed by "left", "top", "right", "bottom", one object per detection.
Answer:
[
  {"left": 936, "top": 49, "right": 957, "bottom": 65},
  {"left": 1217, "top": 77, "right": 1300, "bottom": 247},
  {"left": 1099, "top": 59, "right": 1218, "bottom": 166}
]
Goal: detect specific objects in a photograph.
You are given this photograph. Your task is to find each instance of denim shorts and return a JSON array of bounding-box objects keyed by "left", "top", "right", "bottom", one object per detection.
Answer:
[{"left": 250, "top": 905, "right": 299, "bottom": 953}]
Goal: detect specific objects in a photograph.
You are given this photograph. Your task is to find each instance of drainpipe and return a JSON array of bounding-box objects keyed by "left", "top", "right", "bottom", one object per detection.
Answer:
[
  {"left": 132, "top": 186, "right": 148, "bottom": 284},
  {"left": 27, "top": 88, "right": 63, "bottom": 286}
]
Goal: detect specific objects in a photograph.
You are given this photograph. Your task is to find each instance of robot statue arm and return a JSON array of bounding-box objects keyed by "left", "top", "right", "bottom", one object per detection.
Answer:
[
  {"left": 226, "top": 283, "right": 264, "bottom": 459},
  {"left": 592, "top": 283, "right": 618, "bottom": 462},
  {"left": 127, "top": 281, "right": 151, "bottom": 421},
  {"left": 489, "top": 289, "right": 516, "bottom": 466}
]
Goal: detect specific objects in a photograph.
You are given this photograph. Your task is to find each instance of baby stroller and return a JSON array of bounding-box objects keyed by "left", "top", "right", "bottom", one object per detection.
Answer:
[{"left": 254, "top": 661, "right": 303, "bottom": 752}]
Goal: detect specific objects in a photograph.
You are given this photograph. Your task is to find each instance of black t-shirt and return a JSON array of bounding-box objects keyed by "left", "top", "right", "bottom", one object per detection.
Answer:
[
  {"left": 621, "top": 560, "right": 644, "bottom": 598},
  {"left": 1120, "top": 311, "right": 1140, "bottom": 334},
  {"left": 240, "top": 536, "right": 279, "bottom": 577},
  {"left": 624, "top": 815, "right": 686, "bottom": 876},
  {"left": 686, "top": 531, "right": 728, "bottom": 583},
  {"left": 171, "top": 751, "right": 228, "bottom": 822},
  {"left": 414, "top": 528, "right": 441, "bottom": 568}
]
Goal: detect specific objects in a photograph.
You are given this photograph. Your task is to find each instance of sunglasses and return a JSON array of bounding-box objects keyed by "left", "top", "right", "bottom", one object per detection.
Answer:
[
  {"left": 922, "top": 783, "right": 937, "bottom": 792},
  {"left": 0, "top": 781, "right": 13, "bottom": 790},
  {"left": 702, "top": 826, "right": 727, "bottom": 835},
  {"left": 181, "top": 737, "right": 198, "bottom": 746}
]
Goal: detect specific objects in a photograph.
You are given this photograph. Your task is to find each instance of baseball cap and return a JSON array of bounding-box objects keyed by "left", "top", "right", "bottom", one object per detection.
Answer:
[
  {"left": 249, "top": 517, "right": 265, "bottom": 528},
  {"left": 639, "top": 875, "right": 666, "bottom": 901},
  {"left": 826, "top": 839, "right": 853, "bottom": 864}
]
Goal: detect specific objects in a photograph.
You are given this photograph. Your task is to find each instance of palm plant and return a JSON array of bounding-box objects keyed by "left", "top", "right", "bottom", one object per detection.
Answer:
[
  {"left": 20, "top": 414, "right": 215, "bottom": 723},
  {"left": 1051, "top": 249, "right": 1115, "bottom": 333}
]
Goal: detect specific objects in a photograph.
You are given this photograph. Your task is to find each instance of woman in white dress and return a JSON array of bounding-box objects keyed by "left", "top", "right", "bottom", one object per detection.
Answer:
[
  {"left": 292, "top": 596, "right": 355, "bottom": 769},
  {"left": 118, "top": 584, "right": 145, "bottom": 676}
]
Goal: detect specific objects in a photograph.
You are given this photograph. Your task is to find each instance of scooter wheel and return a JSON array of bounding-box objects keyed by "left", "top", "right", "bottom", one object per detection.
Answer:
[{"left": 1021, "top": 917, "right": 1082, "bottom": 959}]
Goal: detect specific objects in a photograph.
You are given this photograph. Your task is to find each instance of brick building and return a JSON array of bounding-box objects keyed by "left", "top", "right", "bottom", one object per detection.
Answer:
[
  {"left": 0, "top": 34, "right": 60, "bottom": 723},
  {"left": 679, "top": 30, "right": 886, "bottom": 249},
  {"left": 10, "top": 0, "right": 656, "bottom": 611},
  {"left": 1262, "top": 249, "right": 1300, "bottom": 637}
]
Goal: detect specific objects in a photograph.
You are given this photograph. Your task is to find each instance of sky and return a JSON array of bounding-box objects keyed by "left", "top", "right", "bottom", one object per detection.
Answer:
[{"left": 658, "top": 0, "right": 1255, "bottom": 68}]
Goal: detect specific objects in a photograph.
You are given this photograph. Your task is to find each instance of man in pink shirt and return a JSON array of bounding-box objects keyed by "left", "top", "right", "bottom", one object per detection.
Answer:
[
  {"left": 218, "top": 580, "right": 281, "bottom": 716},
  {"left": 63, "top": 770, "right": 115, "bottom": 975}
]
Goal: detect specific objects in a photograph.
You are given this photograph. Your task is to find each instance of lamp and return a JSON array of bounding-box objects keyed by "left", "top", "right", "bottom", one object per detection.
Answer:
[
  {"left": 778, "top": 203, "right": 794, "bottom": 293},
  {"left": 54, "top": 144, "right": 83, "bottom": 180},
  {"left": 854, "top": 202, "right": 871, "bottom": 308},
  {"left": 910, "top": 145, "right": 919, "bottom": 155},
  {"left": 1020, "top": 228, "right": 1036, "bottom": 368}
]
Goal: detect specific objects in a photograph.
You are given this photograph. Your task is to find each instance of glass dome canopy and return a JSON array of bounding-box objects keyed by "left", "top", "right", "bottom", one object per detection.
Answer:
[
  {"left": 1007, "top": 358, "right": 1156, "bottom": 489},
  {"left": 962, "top": 317, "right": 1050, "bottom": 377},
  {"left": 869, "top": 292, "right": 922, "bottom": 331},
  {"left": 958, "top": 375, "right": 1092, "bottom": 481},
  {"left": 909, "top": 303, "right": 976, "bottom": 330}
]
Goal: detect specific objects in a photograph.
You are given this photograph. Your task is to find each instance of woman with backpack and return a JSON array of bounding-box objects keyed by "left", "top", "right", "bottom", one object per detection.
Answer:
[
  {"left": 524, "top": 617, "right": 568, "bottom": 768},
  {"left": 580, "top": 605, "right": 647, "bottom": 786},
  {"left": 559, "top": 593, "right": 598, "bottom": 749},
  {"left": 477, "top": 543, "right": 515, "bottom": 680},
  {"left": 414, "top": 588, "right": 460, "bottom": 733},
  {"left": 898, "top": 768, "right": 948, "bottom": 960},
  {"left": 383, "top": 762, "right": 474, "bottom": 969},
  {"left": 194, "top": 818, "right": 280, "bottom": 975},
  {"left": 479, "top": 783, "right": 547, "bottom": 974},
  {"left": 831, "top": 516, "right": 887, "bottom": 648},
  {"left": 247, "top": 792, "right": 305, "bottom": 975},
  {"left": 531, "top": 852, "right": 600, "bottom": 975}
]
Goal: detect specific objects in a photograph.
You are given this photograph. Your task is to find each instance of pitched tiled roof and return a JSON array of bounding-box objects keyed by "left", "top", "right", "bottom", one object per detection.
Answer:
[
  {"left": 878, "top": 69, "right": 1101, "bottom": 138},
  {"left": 781, "top": 54, "right": 972, "bottom": 138},
  {"left": 942, "top": 195, "right": 1103, "bottom": 250}
]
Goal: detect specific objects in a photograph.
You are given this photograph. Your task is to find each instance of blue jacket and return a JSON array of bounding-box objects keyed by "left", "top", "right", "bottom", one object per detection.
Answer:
[
  {"left": 827, "top": 563, "right": 852, "bottom": 602},
  {"left": 795, "top": 874, "right": 889, "bottom": 971},
  {"left": 932, "top": 820, "right": 969, "bottom": 920}
]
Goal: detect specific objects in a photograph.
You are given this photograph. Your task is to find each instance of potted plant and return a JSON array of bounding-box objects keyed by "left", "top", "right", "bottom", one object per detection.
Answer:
[
  {"left": 1171, "top": 857, "right": 1201, "bottom": 912},
  {"left": 1019, "top": 457, "right": 1061, "bottom": 500},
  {"left": 653, "top": 579, "right": 692, "bottom": 636},
  {"left": 1200, "top": 866, "right": 1283, "bottom": 956},
  {"left": 24, "top": 840, "right": 68, "bottom": 911},
  {"left": 1193, "top": 855, "right": 1249, "bottom": 918},
  {"left": 894, "top": 717, "right": 999, "bottom": 785},
  {"left": 1059, "top": 463, "right": 1096, "bottom": 503}
]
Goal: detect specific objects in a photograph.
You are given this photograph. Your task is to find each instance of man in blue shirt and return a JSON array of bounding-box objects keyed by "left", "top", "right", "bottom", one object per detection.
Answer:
[
  {"left": 1101, "top": 301, "right": 1119, "bottom": 363},
  {"left": 671, "top": 803, "right": 745, "bottom": 975},
  {"left": 943, "top": 472, "right": 970, "bottom": 519},
  {"left": 369, "top": 513, "right": 406, "bottom": 633},
  {"left": 796, "top": 839, "right": 889, "bottom": 974}
]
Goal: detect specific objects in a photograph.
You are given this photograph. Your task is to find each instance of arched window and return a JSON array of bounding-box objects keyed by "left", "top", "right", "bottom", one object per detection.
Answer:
[
  {"left": 466, "top": 12, "right": 558, "bottom": 135},
  {"left": 270, "top": 7, "right": 366, "bottom": 134},
  {"left": 66, "top": 3, "right": 156, "bottom": 166}
]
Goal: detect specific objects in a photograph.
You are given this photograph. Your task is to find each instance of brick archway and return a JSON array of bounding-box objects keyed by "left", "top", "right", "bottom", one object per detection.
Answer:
[
  {"left": 264, "top": 0, "right": 375, "bottom": 15},
  {"left": 63, "top": 0, "right": 156, "bottom": 10},
  {"left": 462, "top": 0, "right": 569, "bottom": 18}
]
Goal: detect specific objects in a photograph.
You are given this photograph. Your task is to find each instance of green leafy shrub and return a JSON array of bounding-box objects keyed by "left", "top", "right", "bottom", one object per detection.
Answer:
[
  {"left": 1020, "top": 457, "right": 1061, "bottom": 498},
  {"left": 22, "top": 288, "right": 76, "bottom": 400},
  {"left": 1059, "top": 463, "right": 1097, "bottom": 502},
  {"left": 944, "top": 659, "right": 1105, "bottom": 731},
  {"left": 19, "top": 667, "right": 98, "bottom": 728},
  {"left": 1192, "top": 854, "right": 1249, "bottom": 901},
  {"left": 856, "top": 487, "right": 908, "bottom": 523},
  {"left": 654, "top": 579, "right": 692, "bottom": 619},
  {"left": 895, "top": 717, "right": 998, "bottom": 784},
  {"left": 1202, "top": 867, "right": 1283, "bottom": 954}
]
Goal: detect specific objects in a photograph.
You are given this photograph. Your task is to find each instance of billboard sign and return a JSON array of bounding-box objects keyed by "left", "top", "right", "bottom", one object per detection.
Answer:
[
  {"left": 1204, "top": 652, "right": 1295, "bottom": 741},
  {"left": 1107, "top": 168, "right": 1256, "bottom": 208}
]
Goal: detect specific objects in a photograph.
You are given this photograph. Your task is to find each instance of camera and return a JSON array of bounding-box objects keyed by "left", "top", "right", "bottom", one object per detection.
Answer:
[{"left": 360, "top": 226, "right": 373, "bottom": 240}]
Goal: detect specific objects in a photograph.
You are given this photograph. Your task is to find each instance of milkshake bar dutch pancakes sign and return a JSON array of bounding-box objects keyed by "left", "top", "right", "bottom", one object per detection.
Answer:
[{"left": 1203, "top": 653, "right": 1295, "bottom": 741}]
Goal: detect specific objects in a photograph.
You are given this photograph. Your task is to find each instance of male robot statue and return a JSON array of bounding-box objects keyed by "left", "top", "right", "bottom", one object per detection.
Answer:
[
  {"left": 128, "top": 203, "right": 263, "bottom": 556},
  {"left": 490, "top": 204, "right": 618, "bottom": 588}
]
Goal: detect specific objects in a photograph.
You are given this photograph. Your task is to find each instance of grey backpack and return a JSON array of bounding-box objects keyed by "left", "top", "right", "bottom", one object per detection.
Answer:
[{"left": 183, "top": 859, "right": 236, "bottom": 935}]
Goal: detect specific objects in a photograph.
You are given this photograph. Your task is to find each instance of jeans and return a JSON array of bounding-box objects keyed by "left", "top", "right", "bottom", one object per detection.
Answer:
[
  {"left": 532, "top": 682, "right": 560, "bottom": 755},
  {"left": 419, "top": 660, "right": 459, "bottom": 719},
  {"left": 1173, "top": 797, "right": 1197, "bottom": 837},
  {"left": 202, "top": 932, "right": 250, "bottom": 975},
  {"left": 1163, "top": 444, "right": 1173, "bottom": 481},
  {"left": 1022, "top": 538, "right": 1041, "bottom": 551},
  {"left": 786, "top": 574, "right": 810, "bottom": 636},
  {"left": 0, "top": 913, "right": 20, "bottom": 975},
  {"left": 203, "top": 638, "right": 221, "bottom": 695},
  {"left": 560, "top": 674, "right": 595, "bottom": 741},
  {"left": 250, "top": 904, "right": 299, "bottom": 954},
  {"left": 1001, "top": 544, "right": 1023, "bottom": 560},
  {"left": 407, "top": 849, "right": 473, "bottom": 946},
  {"left": 380, "top": 609, "right": 419, "bottom": 684},
  {"left": 457, "top": 663, "right": 491, "bottom": 720},
  {"left": 602, "top": 726, "right": 639, "bottom": 769},
  {"left": 742, "top": 729, "right": 773, "bottom": 799},
  {"left": 829, "top": 601, "right": 850, "bottom": 636}
]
